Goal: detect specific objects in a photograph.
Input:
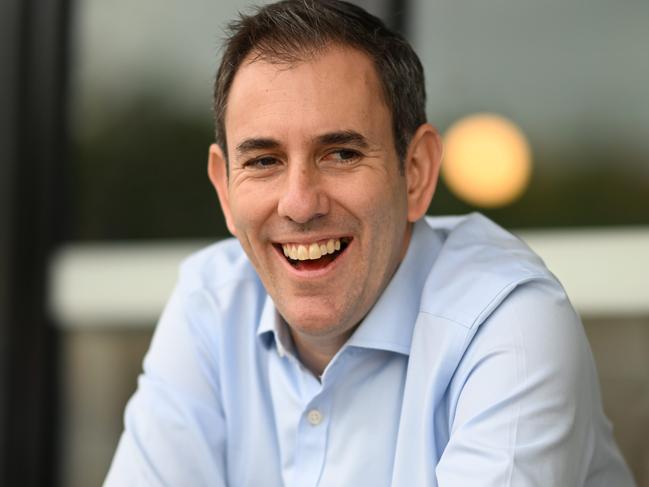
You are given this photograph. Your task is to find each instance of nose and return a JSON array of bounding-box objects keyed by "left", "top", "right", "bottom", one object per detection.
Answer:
[{"left": 277, "top": 163, "right": 330, "bottom": 224}]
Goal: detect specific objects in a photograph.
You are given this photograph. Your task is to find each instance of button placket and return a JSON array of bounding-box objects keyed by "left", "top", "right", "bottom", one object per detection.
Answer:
[{"left": 291, "top": 393, "right": 333, "bottom": 487}]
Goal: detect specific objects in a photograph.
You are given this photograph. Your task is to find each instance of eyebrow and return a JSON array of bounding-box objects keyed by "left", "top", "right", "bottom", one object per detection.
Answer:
[
  {"left": 235, "top": 137, "right": 281, "bottom": 155},
  {"left": 315, "top": 130, "right": 370, "bottom": 148},
  {"left": 234, "top": 130, "right": 370, "bottom": 156}
]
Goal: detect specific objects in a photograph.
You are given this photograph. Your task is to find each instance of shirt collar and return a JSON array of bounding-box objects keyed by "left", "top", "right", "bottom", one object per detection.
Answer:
[
  {"left": 345, "top": 219, "right": 441, "bottom": 355},
  {"left": 257, "top": 295, "right": 294, "bottom": 357},
  {"left": 257, "top": 218, "right": 442, "bottom": 357}
]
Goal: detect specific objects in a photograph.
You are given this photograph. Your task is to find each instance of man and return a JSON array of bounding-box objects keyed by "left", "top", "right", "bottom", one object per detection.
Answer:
[{"left": 106, "top": 1, "right": 634, "bottom": 485}]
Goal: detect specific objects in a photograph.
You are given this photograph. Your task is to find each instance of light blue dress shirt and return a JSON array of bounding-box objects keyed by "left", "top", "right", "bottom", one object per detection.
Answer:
[{"left": 105, "top": 213, "right": 634, "bottom": 486}]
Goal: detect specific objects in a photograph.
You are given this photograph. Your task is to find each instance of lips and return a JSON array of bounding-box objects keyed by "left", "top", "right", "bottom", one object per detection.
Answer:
[{"left": 276, "top": 237, "right": 351, "bottom": 270}]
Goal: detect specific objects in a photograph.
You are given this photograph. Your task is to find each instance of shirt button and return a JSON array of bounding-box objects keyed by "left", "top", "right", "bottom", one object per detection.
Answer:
[{"left": 307, "top": 409, "right": 323, "bottom": 426}]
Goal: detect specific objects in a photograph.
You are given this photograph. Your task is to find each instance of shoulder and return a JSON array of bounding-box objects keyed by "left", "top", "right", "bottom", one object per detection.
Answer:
[
  {"left": 170, "top": 237, "right": 266, "bottom": 330},
  {"left": 420, "top": 213, "right": 560, "bottom": 328},
  {"left": 409, "top": 214, "right": 588, "bottom": 396},
  {"left": 420, "top": 213, "right": 594, "bottom": 416},
  {"left": 178, "top": 237, "right": 259, "bottom": 291}
]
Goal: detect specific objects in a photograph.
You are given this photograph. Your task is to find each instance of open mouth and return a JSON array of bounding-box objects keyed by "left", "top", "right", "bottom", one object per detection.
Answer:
[{"left": 275, "top": 237, "right": 352, "bottom": 271}]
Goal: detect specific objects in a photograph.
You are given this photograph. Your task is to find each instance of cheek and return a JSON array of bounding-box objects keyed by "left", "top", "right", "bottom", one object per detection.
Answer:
[
  {"left": 334, "top": 177, "right": 408, "bottom": 265},
  {"left": 229, "top": 186, "right": 275, "bottom": 231},
  {"left": 228, "top": 190, "right": 276, "bottom": 270},
  {"left": 354, "top": 178, "right": 409, "bottom": 252},
  {"left": 338, "top": 175, "right": 407, "bottom": 221}
]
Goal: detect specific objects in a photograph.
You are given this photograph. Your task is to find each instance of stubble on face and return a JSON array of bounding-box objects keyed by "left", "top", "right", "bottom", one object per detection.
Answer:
[{"left": 218, "top": 45, "right": 412, "bottom": 366}]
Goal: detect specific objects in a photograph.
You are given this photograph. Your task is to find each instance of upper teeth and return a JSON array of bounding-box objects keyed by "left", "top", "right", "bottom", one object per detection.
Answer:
[{"left": 282, "top": 239, "right": 342, "bottom": 261}]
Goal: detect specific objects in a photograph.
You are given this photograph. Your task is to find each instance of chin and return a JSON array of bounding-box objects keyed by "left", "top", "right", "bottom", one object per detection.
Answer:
[{"left": 283, "top": 311, "right": 351, "bottom": 338}]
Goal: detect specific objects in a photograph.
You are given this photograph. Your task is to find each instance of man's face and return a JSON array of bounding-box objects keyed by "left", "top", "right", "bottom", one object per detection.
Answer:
[{"left": 212, "top": 46, "right": 415, "bottom": 343}]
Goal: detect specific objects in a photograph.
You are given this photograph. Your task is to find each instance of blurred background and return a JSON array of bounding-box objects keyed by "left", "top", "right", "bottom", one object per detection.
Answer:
[{"left": 1, "top": 0, "right": 648, "bottom": 485}]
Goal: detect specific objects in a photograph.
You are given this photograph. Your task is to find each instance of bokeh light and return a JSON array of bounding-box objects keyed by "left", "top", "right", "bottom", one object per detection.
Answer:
[{"left": 441, "top": 113, "right": 532, "bottom": 208}]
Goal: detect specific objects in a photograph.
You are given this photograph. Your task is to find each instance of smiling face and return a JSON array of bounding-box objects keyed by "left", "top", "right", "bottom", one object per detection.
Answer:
[{"left": 210, "top": 45, "right": 440, "bottom": 355}]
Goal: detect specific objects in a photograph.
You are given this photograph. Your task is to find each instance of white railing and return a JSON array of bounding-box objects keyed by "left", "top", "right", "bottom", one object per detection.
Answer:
[{"left": 49, "top": 227, "right": 649, "bottom": 329}]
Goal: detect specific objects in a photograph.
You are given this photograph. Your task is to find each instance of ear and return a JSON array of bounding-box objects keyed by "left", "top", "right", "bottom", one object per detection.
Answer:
[
  {"left": 403, "top": 123, "right": 442, "bottom": 222},
  {"left": 207, "top": 143, "right": 237, "bottom": 236}
]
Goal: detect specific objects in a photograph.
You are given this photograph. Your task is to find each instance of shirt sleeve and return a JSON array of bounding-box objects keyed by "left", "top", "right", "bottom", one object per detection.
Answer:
[
  {"left": 104, "top": 283, "right": 227, "bottom": 487},
  {"left": 435, "top": 279, "right": 634, "bottom": 487}
]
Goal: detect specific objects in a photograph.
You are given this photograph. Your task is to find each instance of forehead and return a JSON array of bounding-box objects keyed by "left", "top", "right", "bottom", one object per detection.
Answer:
[{"left": 224, "top": 46, "right": 392, "bottom": 149}]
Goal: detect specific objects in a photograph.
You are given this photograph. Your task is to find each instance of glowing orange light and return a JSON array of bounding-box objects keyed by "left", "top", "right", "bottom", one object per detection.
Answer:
[{"left": 442, "top": 113, "right": 532, "bottom": 208}]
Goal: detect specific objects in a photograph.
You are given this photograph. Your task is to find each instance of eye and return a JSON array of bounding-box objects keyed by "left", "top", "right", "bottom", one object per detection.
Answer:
[
  {"left": 243, "top": 156, "right": 280, "bottom": 169},
  {"left": 325, "top": 149, "right": 362, "bottom": 163}
]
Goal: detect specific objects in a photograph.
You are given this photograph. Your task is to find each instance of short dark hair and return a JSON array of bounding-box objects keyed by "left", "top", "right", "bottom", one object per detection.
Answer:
[{"left": 213, "top": 0, "right": 427, "bottom": 165}]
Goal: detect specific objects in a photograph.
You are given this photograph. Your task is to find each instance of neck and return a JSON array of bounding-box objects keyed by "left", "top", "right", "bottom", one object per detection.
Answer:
[{"left": 290, "top": 328, "right": 354, "bottom": 378}]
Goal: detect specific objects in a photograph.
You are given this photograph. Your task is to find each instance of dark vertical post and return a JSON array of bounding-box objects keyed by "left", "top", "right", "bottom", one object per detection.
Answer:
[
  {"left": 0, "top": 0, "right": 70, "bottom": 484},
  {"left": 388, "top": 0, "right": 410, "bottom": 36},
  {"left": 0, "top": 0, "right": 21, "bottom": 479},
  {"left": 353, "top": 0, "right": 411, "bottom": 36}
]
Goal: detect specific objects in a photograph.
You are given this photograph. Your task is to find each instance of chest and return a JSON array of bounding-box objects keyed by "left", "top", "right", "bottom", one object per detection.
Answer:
[{"left": 223, "top": 348, "right": 418, "bottom": 487}]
